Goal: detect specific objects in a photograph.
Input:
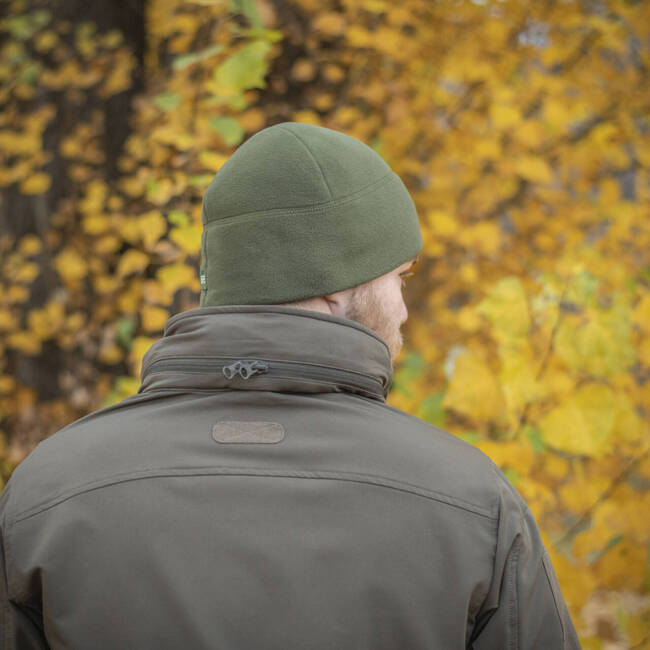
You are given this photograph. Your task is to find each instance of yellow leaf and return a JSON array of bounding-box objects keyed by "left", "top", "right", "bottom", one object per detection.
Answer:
[
  {"left": 458, "top": 305, "right": 481, "bottom": 332},
  {"left": 20, "top": 172, "right": 51, "bottom": 194},
  {"left": 346, "top": 25, "right": 373, "bottom": 47},
  {"left": 139, "top": 210, "right": 167, "bottom": 249},
  {"left": 291, "top": 109, "right": 321, "bottom": 126},
  {"left": 595, "top": 539, "right": 646, "bottom": 591},
  {"left": 98, "top": 343, "right": 123, "bottom": 365},
  {"left": 490, "top": 103, "right": 520, "bottom": 129},
  {"left": 474, "top": 138, "right": 501, "bottom": 160},
  {"left": 538, "top": 383, "right": 617, "bottom": 457},
  {"left": 476, "top": 276, "right": 531, "bottom": 344},
  {"left": 474, "top": 439, "right": 535, "bottom": 476},
  {"left": 0, "top": 375, "right": 16, "bottom": 393},
  {"left": 34, "top": 31, "right": 58, "bottom": 52},
  {"left": 143, "top": 280, "right": 174, "bottom": 306},
  {"left": 93, "top": 275, "right": 121, "bottom": 294},
  {"left": 610, "top": 392, "right": 645, "bottom": 447},
  {"left": 542, "top": 453, "right": 569, "bottom": 481},
  {"left": 156, "top": 263, "right": 200, "bottom": 294},
  {"left": 632, "top": 292, "right": 650, "bottom": 333},
  {"left": 82, "top": 214, "right": 111, "bottom": 235},
  {"left": 116, "top": 249, "right": 150, "bottom": 277},
  {"left": 79, "top": 180, "right": 108, "bottom": 214},
  {"left": 291, "top": 58, "right": 317, "bottom": 82},
  {"left": 198, "top": 151, "right": 228, "bottom": 172},
  {"left": 93, "top": 235, "right": 121, "bottom": 255},
  {"left": 543, "top": 99, "right": 571, "bottom": 129},
  {"left": 27, "top": 300, "right": 65, "bottom": 340},
  {"left": 7, "top": 331, "right": 41, "bottom": 355},
  {"left": 555, "top": 301, "right": 636, "bottom": 378},
  {"left": 442, "top": 349, "right": 506, "bottom": 422},
  {"left": 13, "top": 261, "right": 39, "bottom": 283},
  {"left": 118, "top": 279, "right": 143, "bottom": 314},
  {"left": 560, "top": 475, "right": 610, "bottom": 514},
  {"left": 129, "top": 336, "right": 157, "bottom": 376},
  {"left": 54, "top": 248, "right": 87, "bottom": 284},
  {"left": 99, "top": 49, "right": 135, "bottom": 98},
  {"left": 498, "top": 348, "right": 545, "bottom": 423},
  {"left": 514, "top": 156, "right": 552, "bottom": 184},
  {"left": 7, "top": 285, "right": 29, "bottom": 303},
  {"left": 146, "top": 178, "right": 178, "bottom": 206},
  {"left": 313, "top": 12, "right": 346, "bottom": 37},
  {"left": 141, "top": 305, "right": 169, "bottom": 332},
  {"left": 169, "top": 222, "right": 202, "bottom": 254},
  {"left": 18, "top": 234, "right": 42, "bottom": 256},
  {"left": 428, "top": 210, "right": 458, "bottom": 237},
  {"left": 0, "top": 310, "right": 18, "bottom": 330}
]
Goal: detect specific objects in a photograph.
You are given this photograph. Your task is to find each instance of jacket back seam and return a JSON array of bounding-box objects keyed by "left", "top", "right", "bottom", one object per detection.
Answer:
[{"left": 10, "top": 466, "right": 498, "bottom": 526}]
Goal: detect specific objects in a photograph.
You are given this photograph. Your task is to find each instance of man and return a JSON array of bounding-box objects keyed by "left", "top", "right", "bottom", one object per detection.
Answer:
[{"left": 0, "top": 122, "right": 581, "bottom": 648}]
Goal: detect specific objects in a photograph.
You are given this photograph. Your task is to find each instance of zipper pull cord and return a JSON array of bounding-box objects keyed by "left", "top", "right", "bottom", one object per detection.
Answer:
[{"left": 222, "top": 360, "right": 269, "bottom": 380}]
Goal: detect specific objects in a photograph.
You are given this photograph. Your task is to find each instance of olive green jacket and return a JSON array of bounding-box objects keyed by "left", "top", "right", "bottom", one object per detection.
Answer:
[{"left": 0, "top": 306, "right": 580, "bottom": 649}]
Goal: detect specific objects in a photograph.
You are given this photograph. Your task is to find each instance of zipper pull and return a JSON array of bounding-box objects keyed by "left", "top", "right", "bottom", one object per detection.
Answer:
[{"left": 222, "top": 359, "right": 269, "bottom": 380}]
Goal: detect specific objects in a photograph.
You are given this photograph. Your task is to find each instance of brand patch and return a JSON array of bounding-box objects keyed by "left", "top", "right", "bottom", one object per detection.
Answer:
[{"left": 211, "top": 420, "right": 285, "bottom": 444}]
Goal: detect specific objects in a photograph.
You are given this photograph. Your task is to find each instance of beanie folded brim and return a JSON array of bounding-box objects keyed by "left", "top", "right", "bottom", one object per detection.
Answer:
[{"left": 199, "top": 171, "right": 423, "bottom": 306}]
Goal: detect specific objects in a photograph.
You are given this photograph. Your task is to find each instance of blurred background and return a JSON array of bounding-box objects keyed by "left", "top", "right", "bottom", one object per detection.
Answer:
[{"left": 0, "top": 0, "right": 649, "bottom": 646}]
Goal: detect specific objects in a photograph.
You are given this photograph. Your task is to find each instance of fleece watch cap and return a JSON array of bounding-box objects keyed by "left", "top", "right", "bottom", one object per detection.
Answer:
[{"left": 198, "top": 121, "right": 423, "bottom": 307}]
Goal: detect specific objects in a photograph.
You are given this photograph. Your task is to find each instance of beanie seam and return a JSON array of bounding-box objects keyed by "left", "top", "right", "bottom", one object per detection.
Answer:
[
  {"left": 204, "top": 170, "right": 396, "bottom": 226},
  {"left": 276, "top": 125, "right": 333, "bottom": 200}
]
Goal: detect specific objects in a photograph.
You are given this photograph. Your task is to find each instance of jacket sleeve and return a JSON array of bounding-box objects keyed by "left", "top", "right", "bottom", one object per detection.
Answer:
[
  {"left": 0, "top": 483, "right": 49, "bottom": 650},
  {"left": 470, "top": 466, "right": 582, "bottom": 650}
]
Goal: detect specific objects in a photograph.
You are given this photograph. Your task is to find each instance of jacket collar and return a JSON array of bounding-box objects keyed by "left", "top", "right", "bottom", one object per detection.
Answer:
[{"left": 138, "top": 305, "right": 394, "bottom": 402}]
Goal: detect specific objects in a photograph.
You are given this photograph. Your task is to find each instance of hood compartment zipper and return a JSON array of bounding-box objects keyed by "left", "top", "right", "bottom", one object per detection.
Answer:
[{"left": 144, "top": 357, "right": 385, "bottom": 396}]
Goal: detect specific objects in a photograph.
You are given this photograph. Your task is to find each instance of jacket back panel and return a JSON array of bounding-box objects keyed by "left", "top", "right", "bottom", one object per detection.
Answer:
[{"left": 5, "top": 388, "right": 499, "bottom": 650}]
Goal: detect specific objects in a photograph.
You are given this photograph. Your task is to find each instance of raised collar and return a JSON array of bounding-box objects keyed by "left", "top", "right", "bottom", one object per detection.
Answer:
[{"left": 138, "top": 305, "right": 394, "bottom": 402}]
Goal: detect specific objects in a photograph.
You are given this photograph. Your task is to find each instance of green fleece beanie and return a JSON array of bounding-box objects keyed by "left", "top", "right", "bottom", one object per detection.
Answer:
[{"left": 199, "top": 121, "right": 423, "bottom": 307}]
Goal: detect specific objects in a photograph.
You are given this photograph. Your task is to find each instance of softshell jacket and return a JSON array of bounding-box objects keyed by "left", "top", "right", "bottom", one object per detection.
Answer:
[{"left": 0, "top": 305, "right": 581, "bottom": 649}]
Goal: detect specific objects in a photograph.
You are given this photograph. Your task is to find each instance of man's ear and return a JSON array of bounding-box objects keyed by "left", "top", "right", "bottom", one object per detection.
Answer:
[{"left": 322, "top": 288, "right": 352, "bottom": 316}]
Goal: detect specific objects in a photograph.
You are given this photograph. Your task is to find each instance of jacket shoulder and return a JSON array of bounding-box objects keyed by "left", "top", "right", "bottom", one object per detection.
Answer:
[
  {"left": 0, "top": 393, "right": 152, "bottom": 524},
  {"left": 348, "top": 397, "right": 504, "bottom": 520}
]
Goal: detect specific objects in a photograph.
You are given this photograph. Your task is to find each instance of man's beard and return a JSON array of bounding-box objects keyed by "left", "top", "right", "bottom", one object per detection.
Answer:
[{"left": 345, "top": 283, "right": 402, "bottom": 362}]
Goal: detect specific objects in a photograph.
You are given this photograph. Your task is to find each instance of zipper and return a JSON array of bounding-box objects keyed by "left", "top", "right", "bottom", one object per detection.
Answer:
[{"left": 144, "top": 357, "right": 385, "bottom": 397}]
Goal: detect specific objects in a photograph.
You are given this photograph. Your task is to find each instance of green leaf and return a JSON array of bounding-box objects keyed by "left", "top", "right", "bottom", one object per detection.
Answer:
[
  {"left": 32, "top": 9, "right": 52, "bottom": 28},
  {"left": 153, "top": 92, "right": 181, "bottom": 112},
  {"left": 209, "top": 116, "right": 245, "bottom": 146},
  {"left": 167, "top": 210, "right": 190, "bottom": 226},
  {"left": 189, "top": 174, "right": 214, "bottom": 188},
  {"left": 172, "top": 44, "right": 224, "bottom": 70},
  {"left": 565, "top": 268, "right": 600, "bottom": 306},
  {"left": 391, "top": 351, "right": 425, "bottom": 396},
  {"left": 415, "top": 392, "right": 446, "bottom": 427},
  {"left": 523, "top": 425, "right": 546, "bottom": 453},
  {"left": 115, "top": 316, "right": 137, "bottom": 349},
  {"left": 6, "top": 10, "right": 51, "bottom": 39},
  {"left": 20, "top": 62, "right": 41, "bottom": 84},
  {"left": 503, "top": 467, "right": 521, "bottom": 486},
  {"left": 6, "top": 16, "right": 37, "bottom": 40},
  {"left": 145, "top": 179, "right": 159, "bottom": 199},
  {"left": 229, "top": 0, "right": 263, "bottom": 29},
  {"left": 213, "top": 40, "right": 271, "bottom": 92},
  {"left": 370, "top": 136, "right": 385, "bottom": 157},
  {"left": 457, "top": 431, "right": 481, "bottom": 444}
]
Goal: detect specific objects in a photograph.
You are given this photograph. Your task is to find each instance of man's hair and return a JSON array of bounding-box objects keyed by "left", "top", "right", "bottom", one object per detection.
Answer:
[{"left": 275, "top": 279, "right": 374, "bottom": 312}]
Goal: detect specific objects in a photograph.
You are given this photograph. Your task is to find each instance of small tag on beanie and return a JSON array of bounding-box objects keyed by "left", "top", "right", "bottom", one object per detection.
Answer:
[
  {"left": 200, "top": 267, "right": 207, "bottom": 291},
  {"left": 212, "top": 421, "right": 285, "bottom": 444}
]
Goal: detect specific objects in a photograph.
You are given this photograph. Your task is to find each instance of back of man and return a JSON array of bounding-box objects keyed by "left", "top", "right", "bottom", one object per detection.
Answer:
[
  {"left": 0, "top": 122, "right": 581, "bottom": 648},
  {"left": 1, "top": 306, "right": 579, "bottom": 649}
]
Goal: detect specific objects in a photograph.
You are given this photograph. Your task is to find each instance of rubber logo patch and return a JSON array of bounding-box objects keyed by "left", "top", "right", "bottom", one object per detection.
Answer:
[{"left": 212, "top": 420, "right": 285, "bottom": 444}]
